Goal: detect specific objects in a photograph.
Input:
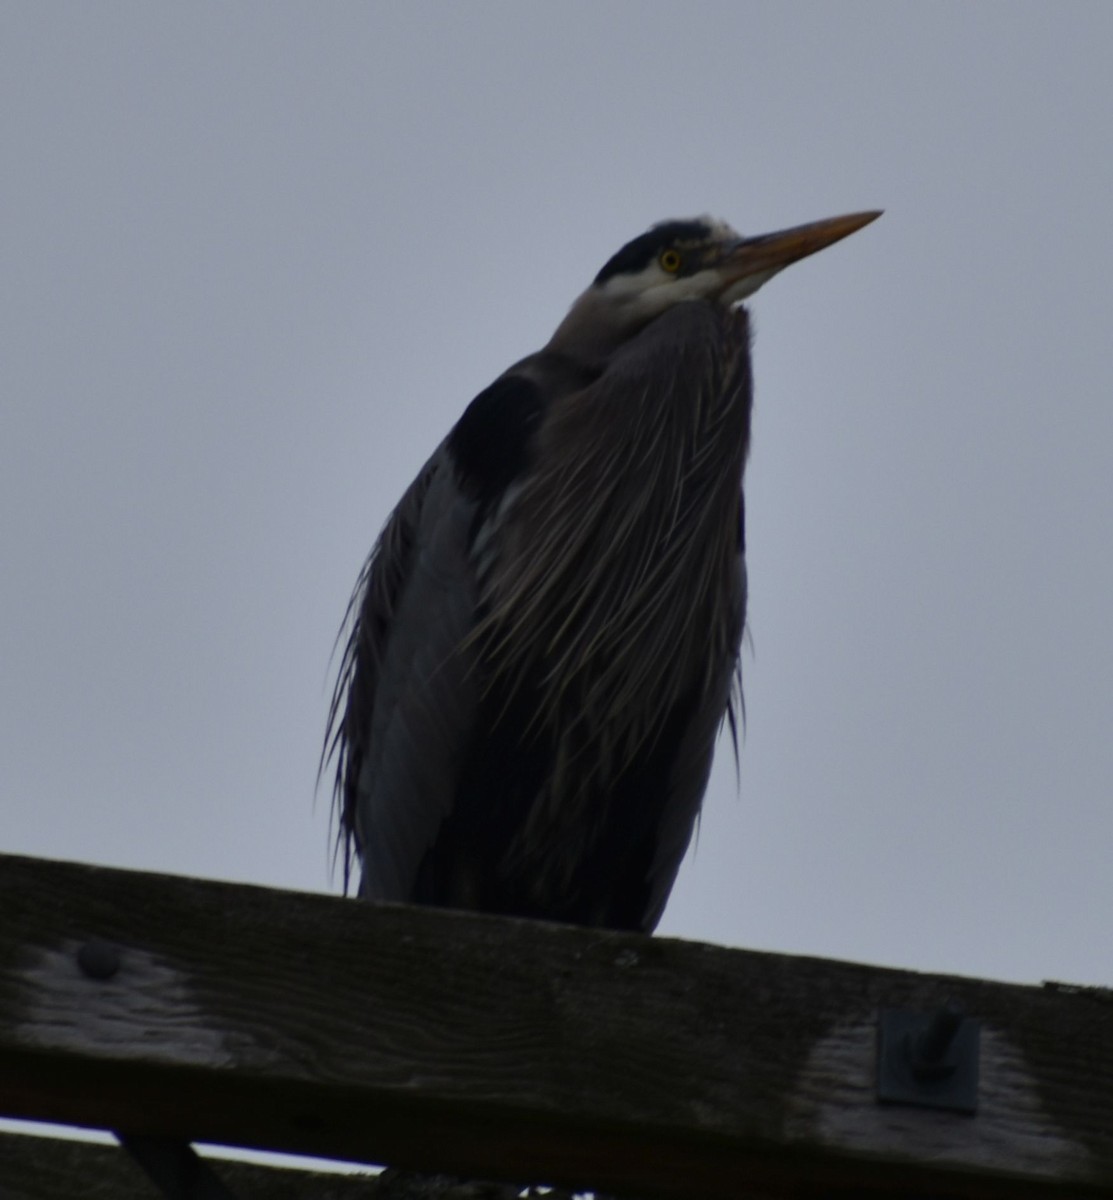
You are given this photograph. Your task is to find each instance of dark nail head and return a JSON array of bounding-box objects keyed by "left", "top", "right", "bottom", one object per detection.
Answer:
[{"left": 78, "top": 939, "right": 120, "bottom": 981}]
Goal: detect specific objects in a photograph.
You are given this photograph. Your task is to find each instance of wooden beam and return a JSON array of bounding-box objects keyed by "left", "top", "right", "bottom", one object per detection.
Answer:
[
  {"left": 0, "top": 1130, "right": 381, "bottom": 1200},
  {"left": 0, "top": 852, "right": 1111, "bottom": 1198},
  {"left": 0, "top": 1129, "right": 592, "bottom": 1200}
]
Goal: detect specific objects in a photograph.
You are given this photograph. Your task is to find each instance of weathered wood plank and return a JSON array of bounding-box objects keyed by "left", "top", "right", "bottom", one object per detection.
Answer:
[{"left": 0, "top": 852, "right": 1111, "bottom": 1198}]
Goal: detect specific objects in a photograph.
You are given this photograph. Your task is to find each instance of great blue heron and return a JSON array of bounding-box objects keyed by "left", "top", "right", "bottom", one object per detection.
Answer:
[{"left": 325, "top": 210, "right": 879, "bottom": 933}]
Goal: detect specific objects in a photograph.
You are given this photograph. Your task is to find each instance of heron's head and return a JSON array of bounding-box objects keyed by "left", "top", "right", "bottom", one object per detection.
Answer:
[{"left": 548, "top": 210, "right": 881, "bottom": 364}]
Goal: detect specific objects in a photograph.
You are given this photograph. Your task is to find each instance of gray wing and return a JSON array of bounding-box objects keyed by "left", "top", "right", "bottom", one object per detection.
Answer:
[{"left": 326, "top": 446, "right": 481, "bottom": 900}]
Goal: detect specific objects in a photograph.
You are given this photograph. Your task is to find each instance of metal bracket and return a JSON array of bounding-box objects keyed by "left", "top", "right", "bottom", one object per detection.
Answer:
[
  {"left": 876, "top": 1002, "right": 980, "bottom": 1114},
  {"left": 117, "top": 1134, "right": 241, "bottom": 1200}
]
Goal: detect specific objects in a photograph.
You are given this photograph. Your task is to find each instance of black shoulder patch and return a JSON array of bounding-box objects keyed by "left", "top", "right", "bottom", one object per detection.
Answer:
[
  {"left": 447, "top": 374, "right": 547, "bottom": 507},
  {"left": 594, "top": 219, "right": 715, "bottom": 284}
]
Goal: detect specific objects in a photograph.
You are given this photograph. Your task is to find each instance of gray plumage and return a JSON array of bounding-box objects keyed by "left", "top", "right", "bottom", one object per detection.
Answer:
[{"left": 325, "top": 210, "right": 879, "bottom": 931}]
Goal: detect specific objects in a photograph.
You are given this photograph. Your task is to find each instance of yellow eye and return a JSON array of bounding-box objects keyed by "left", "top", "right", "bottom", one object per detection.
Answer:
[{"left": 659, "top": 248, "right": 682, "bottom": 273}]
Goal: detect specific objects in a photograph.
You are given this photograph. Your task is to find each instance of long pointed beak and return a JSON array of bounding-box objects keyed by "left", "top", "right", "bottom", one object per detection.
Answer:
[{"left": 717, "top": 209, "right": 882, "bottom": 301}]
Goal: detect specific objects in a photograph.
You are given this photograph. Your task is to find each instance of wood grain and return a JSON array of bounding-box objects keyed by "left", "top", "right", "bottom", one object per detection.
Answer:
[{"left": 0, "top": 852, "right": 1111, "bottom": 1198}]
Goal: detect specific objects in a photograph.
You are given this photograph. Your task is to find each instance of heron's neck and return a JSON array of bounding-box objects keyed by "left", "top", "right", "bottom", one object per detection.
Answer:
[{"left": 545, "top": 288, "right": 651, "bottom": 372}]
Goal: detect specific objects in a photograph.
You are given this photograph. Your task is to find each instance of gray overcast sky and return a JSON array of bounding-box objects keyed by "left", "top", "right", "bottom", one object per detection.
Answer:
[{"left": 3, "top": 3, "right": 1112, "bottom": 989}]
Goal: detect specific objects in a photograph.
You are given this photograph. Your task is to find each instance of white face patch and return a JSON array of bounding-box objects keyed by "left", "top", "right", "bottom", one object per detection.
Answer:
[
  {"left": 594, "top": 216, "right": 751, "bottom": 318},
  {"left": 599, "top": 263, "right": 728, "bottom": 320},
  {"left": 720, "top": 265, "right": 784, "bottom": 306},
  {"left": 550, "top": 218, "right": 751, "bottom": 352}
]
